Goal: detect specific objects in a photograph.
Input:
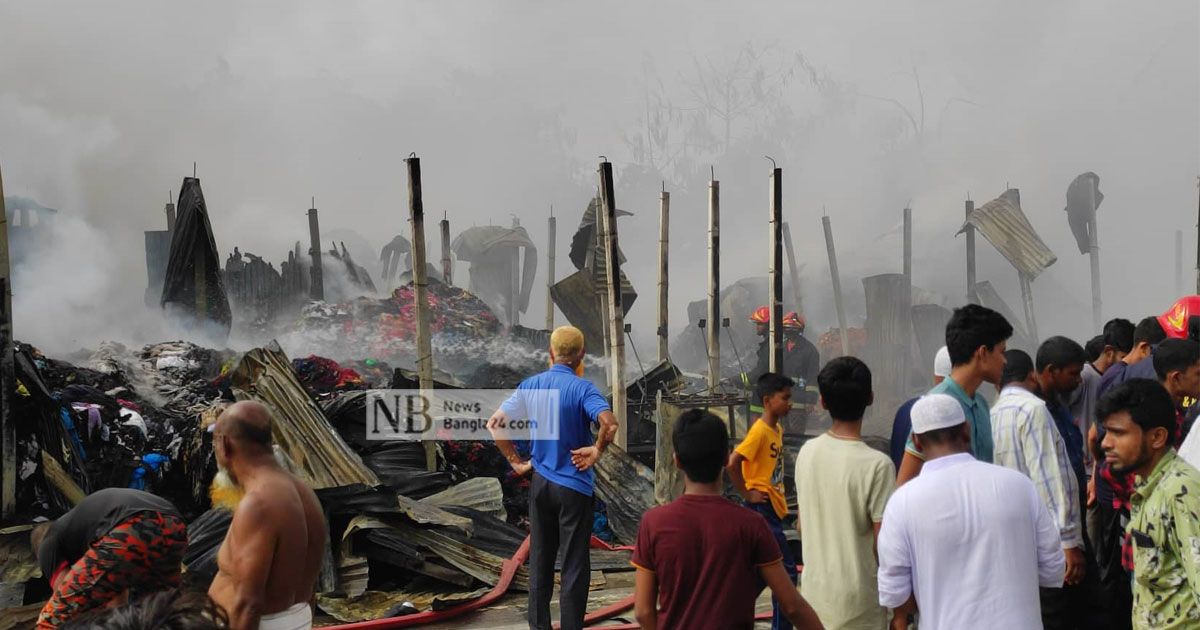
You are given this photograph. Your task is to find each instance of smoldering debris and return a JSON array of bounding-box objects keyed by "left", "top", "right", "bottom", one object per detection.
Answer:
[{"left": 0, "top": 329, "right": 633, "bottom": 619}]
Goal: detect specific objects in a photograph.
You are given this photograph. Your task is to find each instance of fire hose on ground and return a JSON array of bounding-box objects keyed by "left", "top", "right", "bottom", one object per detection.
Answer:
[{"left": 324, "top": 535, "right": 792, "bottom": 629}]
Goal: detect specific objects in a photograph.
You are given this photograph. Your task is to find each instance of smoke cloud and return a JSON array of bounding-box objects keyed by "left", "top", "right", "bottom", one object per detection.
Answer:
[{"left": 0, "top": 0, "right": 1196, "bottom": 364}]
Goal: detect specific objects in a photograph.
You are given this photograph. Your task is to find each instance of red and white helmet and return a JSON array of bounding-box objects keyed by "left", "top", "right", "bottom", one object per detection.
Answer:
[{"left": 783, "top": 311, "right": 806, "bottom": 330}]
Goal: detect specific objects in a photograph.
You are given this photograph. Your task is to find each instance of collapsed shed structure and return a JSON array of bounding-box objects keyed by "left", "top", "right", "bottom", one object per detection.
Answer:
[{"left": 160, "top": 177, "right": 232, "bottom": 336}]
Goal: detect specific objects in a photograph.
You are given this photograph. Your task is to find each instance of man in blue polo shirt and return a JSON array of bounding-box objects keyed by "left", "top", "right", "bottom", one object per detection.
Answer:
[
  {"left": 488, "top": 325, "right": 618, "bottom": 630},
  {"left": 896, "top": 304, "right": 1012, "bottom": 486}
]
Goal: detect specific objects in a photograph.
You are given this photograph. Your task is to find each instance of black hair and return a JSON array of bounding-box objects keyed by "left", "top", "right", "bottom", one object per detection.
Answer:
[
  {"left": 944, "top": 304, "right": 1014, "bottom": 366},
  {"left": 62, "top": 589, "right": 229, "bottom": 629},
  {"left": 1152, "top": 338, "right": 1200, "bottom": 381},
  {"left": 1000, "top": 349, "right": 1035, "bottom": 388},
  {"left": 816, "top": 356, "right": 873, "bottom": 421},
  {"left": 755, "top": 372, "right": 795, "bottom": 403},
  {"left": 672, "top": 409, "right": 729, "bottom": 483},
  {"left": 1036, "top": 336, "right": 1087, "bottom": 373},
  {"left": 1096, "top": 378, "right": 1178, "bottom": 446},
  {"left": 1133, "top": 316, "right": 1167, "bottom": 347},
  {"left": 1103, "top": 318, "right": 1135, "bottom": 354},
  {"left": 1083, "top": 335, "right": 1105, "bottom": 363}
]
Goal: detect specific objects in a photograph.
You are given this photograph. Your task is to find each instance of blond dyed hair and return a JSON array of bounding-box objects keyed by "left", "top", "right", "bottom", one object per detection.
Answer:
[{"left": 550, "top": 326, "right": 585, "bottom": 358}]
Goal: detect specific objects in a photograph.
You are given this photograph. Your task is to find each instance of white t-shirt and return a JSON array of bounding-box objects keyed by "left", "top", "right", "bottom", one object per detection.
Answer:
[{"left": 795, "top": 432, "right": 895, "bottom": 629}]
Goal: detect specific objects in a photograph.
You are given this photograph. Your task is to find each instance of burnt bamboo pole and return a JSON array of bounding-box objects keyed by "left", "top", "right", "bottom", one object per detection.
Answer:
[
  {"left": 707, "top": 171, "right": 721, "bottom": 388},
  {"left": 823, "top": 214, "right": 850, "bottom": 357},
  {"left": 965, "top": 198, "right": 977, "bottom": 303},
  {"left": 658, "top": 185, "right": 669, "bottom": 363},
  {"left": 598, "top": 159, "right": 628, "bottom": 449},
  {"left": 1085, "top": 178, "right": 1102, "bottom": 331},
  {"left": 406, "top": 155, "right": 436, "bottom": 471},
  {"left": 440, "top": 214, "right": 452, "bottom": 286},
  {"left": 546, "top": 208, "right": 556, "bottom": 330},
  {"left": 307, "top": 199, "right": 324, "bottom": 301},
  {"left": 0, "top": 165, "right": 12, "bottom": 518},
  {"left": 782, "top": 221, "right": 802, "bottom": 316},
  {"left": 768, "top": 161, "right": 783, "bottom": 372}
]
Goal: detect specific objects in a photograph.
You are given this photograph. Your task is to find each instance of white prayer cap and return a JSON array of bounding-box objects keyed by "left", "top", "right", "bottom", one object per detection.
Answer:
[
  {"left": 911, "top": 393, "right": 966, "bottom": 434},
  {"left": 933, "top": 346, "right": 952, "bottom": 379}
]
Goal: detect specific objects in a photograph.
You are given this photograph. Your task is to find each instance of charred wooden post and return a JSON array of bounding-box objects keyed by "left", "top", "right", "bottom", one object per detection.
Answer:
[
  {"left": 903, "top": 206, "right": 913, "bottom": 385},
  {"left": 658, "top": 185, "right": 669, "bottom": 363},
  {"left": 0, "top": 167, "right": 12, "bottom": 518},
  {"left": 707, "top": 172, "right": 721, "bottom": 389},
  {"left": 509, "top": 217, "right": 521, "bottom": 327},
  {"left": 165, "top": 196, "right": 176, "bottom": 232},
  {"left": 1084, "top": 179, "right": 1102, "bottom": 331},
  {"left": 406, "top": 155, "right": 436, "bottom": 471},
  {"left": 965, "top": 198, "right": 977, "bottom": 303},
  {"left": 782, "top": 221, "right": 802, "bottom": 315},
  {"left": 440, "top": 214, "right": 452, "bottom": 286},
  {"left": 1019, "top": 272, "right": 1039, "bottom": 343},
  {"left": 768, "top": 163, "right": 783, "bottom": 372},
  {"left": 546, "top": 209, "right": 556, "bottom": 330},
  {"left": 903, "top": 207, "right": 913, "bottom": 281},
  {"left": 822, "top": 215, "right": 850, "bottom": 357},
  {"left": 598, "top": 159, "right": 628, "bottom": 449},
  {"left": 307, "top": 200, "right": 324, "bottom": 301},
  {"left": 864, "top": 273, "right": 911, "bottom": 420}
]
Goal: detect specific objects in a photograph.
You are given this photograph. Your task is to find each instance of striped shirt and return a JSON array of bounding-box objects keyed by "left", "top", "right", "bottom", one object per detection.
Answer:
[{"left": 990, "top": 384, "right": 1084, "bottom": 549}]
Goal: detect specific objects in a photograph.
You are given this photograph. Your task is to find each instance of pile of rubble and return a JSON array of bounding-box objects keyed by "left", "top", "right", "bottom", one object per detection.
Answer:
[
  {"left": 289, "top": 281, "right": 501, "bottom": 360},
  {"left": 1, "top": 335, "right": 633, "bottom": 625}
]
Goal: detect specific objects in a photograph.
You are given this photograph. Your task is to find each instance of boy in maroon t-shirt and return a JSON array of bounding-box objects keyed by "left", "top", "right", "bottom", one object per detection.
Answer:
[{"left": 631, "top": 409, "right": 822, "bottom": 630}]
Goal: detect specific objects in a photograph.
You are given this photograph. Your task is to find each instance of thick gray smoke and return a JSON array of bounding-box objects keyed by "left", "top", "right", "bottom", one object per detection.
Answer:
[{"left": 0, "top": 1, "right": 1196, "bottom": 362}]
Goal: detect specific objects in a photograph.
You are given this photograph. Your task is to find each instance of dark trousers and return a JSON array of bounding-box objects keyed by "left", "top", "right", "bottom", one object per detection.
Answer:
[
  {"left": 1090, "top": 499, "right": 1133, "bottom": 630},
  {"left": 528, "top": 472, "right": 593, "bottom": 630},
  {"left": 1039, "top": 548, "right": 1106, "bottom": 630},
  {"left": 750, "top": 502, "right": 797, "bottom": 630}
]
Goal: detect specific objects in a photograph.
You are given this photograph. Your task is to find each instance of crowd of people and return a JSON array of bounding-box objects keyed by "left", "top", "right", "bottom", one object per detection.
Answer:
[
  {"left": 22, "top": 303, "right": 1200, "bottom": 630},
  {"left": 629, "top": 303, "right": 1200, "bottom": 629}
]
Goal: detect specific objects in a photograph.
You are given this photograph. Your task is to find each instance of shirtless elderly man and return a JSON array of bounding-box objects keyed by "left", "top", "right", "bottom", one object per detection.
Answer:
[{"left": 209, "top": 401, "right": 327, "bottom": 630}]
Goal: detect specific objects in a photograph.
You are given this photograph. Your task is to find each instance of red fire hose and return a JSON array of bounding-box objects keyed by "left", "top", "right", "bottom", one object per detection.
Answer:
[
  {"left": 323, "top": 537, "right": 531, "bottom": 629},
  {"left": 324, "top": 535, "right": 787, "bottom": 629}
]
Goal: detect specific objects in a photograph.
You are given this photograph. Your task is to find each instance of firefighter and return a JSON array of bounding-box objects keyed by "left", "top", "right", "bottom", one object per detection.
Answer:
[
  {"left": 742, "top": 306, "right": 773, "bottom": 389},
  {"left": 740, "top": 306, "right": 819, "bottom": 409},
  {"left": 782, "top": 311, "right": 820, "bottom": 405}
]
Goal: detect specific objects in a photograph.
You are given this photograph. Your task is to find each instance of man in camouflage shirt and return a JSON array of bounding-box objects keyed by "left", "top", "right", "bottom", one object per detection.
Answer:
[{"left": 1098, "top": 378, "right": 1200, "bottom": 629}]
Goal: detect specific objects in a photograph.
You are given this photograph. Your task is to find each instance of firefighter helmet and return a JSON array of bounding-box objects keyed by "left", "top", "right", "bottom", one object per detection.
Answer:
[
  {"left": 749, "top": 306, "right": 770, "bottom": 324},
  {"left": 783, "top": 311, "right": 805, "bottom": 330}
]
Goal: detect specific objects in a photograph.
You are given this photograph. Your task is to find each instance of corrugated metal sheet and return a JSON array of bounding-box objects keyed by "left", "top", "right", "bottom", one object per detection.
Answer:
[
  {"left": 0, "top": 604, "right": 40, "bottom": 630},
  {"left": 0, "top": 530, "right": 40, "bottom": 611},
  {"left": 318, "top": 583, "right": 489, "bottom": 623},
  {"left": 960, "top": 189, "right": 1057, "bottom": 279},
  {"left": 420, "top": 477, "right": 506, "bottom": 522},
  {"left": 551, "top": 270, "right": 635, "bottom": 351},
  {"left": 594, "top": 445, "right": 655, "bottom": 544},
  {"left": 229, "top": 342, "right": 380, "bottom": 490}
]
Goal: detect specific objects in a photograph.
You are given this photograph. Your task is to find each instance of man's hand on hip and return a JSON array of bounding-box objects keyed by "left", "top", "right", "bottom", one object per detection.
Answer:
[
  {"left": 510, "top": 460, "right": 533, "bottom": 477},
  {"left": 570, "top": 446, "right": 601, "bottom": 471}
]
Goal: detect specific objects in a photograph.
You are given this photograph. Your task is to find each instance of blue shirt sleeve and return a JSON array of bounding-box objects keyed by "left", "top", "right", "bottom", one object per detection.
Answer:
[
  {"left": 500, "top": 388, "right": 526, "bottom": 419},
  {"left": 581, "top": 382, "right": 611, "bottom": 425}
]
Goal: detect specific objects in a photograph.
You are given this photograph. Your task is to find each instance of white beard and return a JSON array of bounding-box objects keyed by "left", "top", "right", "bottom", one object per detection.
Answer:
[{"left": 209, "top": 468, "right": 245, "bottom": 511}]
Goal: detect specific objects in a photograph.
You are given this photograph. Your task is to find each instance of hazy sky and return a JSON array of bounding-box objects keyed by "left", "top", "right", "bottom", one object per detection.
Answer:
[{"left": 1, "top": 0, "right": 1196, "bottom": 354}]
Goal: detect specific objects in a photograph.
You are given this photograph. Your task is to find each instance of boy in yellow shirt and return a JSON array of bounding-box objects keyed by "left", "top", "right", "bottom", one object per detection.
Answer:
[{"left": 727, "top": 372, "right": 795, "bottom": 630}]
